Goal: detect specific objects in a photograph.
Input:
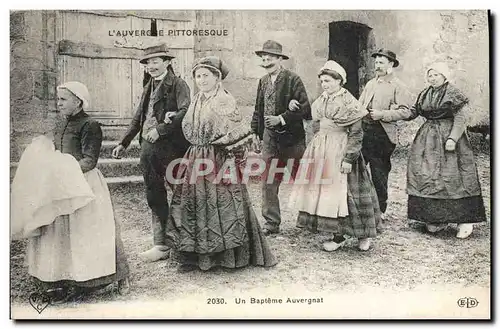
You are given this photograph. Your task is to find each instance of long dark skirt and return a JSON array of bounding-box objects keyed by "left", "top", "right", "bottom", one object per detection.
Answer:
[
  {"left": 407, "top": 119, "right": 486, "bottom": 224},
  {"left": 166, "top": 145, "right": 277, "bottom": 271},
  {"left": 172, "top": 193, "right": 277, "bottom": 270},
  {"left": 408, "top": 195, "right": 486, "bottom": 224}
]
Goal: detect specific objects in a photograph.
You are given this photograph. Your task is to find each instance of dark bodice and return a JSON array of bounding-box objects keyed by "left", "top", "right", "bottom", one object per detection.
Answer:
[
  {"left": 414, "top": 82, "right": 467, "bottom": 120},
  {"left": 53, "top": 110, "right": 102, "bottom": 173}
]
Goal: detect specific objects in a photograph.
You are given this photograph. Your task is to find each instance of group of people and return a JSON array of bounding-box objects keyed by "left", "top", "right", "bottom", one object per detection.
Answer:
[{"left": 12, "top": 40, "right": 487, "bottom": 303}]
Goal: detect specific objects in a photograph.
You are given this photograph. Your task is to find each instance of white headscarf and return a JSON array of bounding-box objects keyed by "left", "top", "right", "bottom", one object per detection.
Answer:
[
  {"left": 57, "top": 81, "right": 90, "bottom": 109},
  {"left": 426, "top": 62, "right": 451, "bottom": 82},
  {"left": 318, "top": 60, "right": 347, "bottom": 85}
]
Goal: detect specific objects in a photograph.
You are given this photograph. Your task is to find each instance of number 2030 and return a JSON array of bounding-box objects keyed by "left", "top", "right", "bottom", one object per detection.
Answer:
[{"left": 207, "top": 298, "right": 226, "bottom": 304}]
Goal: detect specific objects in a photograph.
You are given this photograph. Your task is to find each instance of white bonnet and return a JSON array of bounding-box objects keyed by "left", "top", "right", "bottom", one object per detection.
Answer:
[
  {"left": 57, "top": 81, "right": 90, "bottom": 109},
  {"left": 318, "top": 60, "right": 347, "bottom": 85},
  {"left": 426, "top": 62, "right": 451, "bottom": 81}
]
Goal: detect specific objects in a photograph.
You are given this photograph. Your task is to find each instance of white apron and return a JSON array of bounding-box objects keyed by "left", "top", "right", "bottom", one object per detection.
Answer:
[
  {"left": 289, "top": 119, "right": 349, "bottom": 218},
  {"left": 11, "top": 135, "right": 116, "bottom": 282}
]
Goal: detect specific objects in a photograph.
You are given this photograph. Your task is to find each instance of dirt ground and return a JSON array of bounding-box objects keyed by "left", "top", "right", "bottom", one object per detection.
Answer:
[{"left": 10, "top": 140, "right": 491, "bottom": 317}]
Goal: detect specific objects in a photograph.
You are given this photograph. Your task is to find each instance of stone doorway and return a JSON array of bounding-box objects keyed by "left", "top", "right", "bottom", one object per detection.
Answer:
[{"left": 329, "top": 21, "right": 374, "bottom": 98}]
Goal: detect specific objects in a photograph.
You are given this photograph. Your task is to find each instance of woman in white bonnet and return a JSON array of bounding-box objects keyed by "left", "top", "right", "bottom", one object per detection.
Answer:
[
  {"left": 26, "top": 81, "right": 130, "bottom": 303},
  {"left": 405, "top": 62, "right": 486, "bottom": 238},
  {"left": 290, "top": 60, "right": 380, "bottom": 252}
]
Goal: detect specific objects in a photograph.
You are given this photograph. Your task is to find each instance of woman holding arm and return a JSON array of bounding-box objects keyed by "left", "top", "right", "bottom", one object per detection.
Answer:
[
  {"left": 165, "top": 57, "right": 277, "bottom": 272},
  {"left": 290, "top": 61, "right": 380, "bottom": 251},
  {"left": 405, "top": 63, "right": 486, "bottom": 238}
]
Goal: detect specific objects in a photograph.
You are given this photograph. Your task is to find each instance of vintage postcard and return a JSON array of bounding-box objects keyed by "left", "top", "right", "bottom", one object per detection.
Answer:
[{"left": 9, "top": 9, "right": 491, "bottom": 319}]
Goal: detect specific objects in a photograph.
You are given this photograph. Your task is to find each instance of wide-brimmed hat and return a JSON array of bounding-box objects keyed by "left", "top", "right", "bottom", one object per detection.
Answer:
[
  {"left": 139, "top": 43, "right": 175, "bottom": 64},
  {"left": 318, "top": 60, "right": 347, "bottom": 85},
  {"left": 57, "top": 81, "right": 90, "bottom": 109},
  {"left": 255, "top": 40, "right": 289, "bottom": 60},
  {"left": 371, "top": 49, "right": 399, "bottom": 67},
  {"left": 192, "top": 56, "right": 230, "bottom": 80}
]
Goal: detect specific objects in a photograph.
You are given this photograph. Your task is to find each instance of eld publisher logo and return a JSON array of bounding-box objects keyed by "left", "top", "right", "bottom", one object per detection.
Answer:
[{"left": 457, "top": 297, "right": 479, "bottom": 308}]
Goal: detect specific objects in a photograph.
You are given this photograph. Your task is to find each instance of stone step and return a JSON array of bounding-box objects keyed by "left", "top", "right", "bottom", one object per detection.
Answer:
[
  {"left": 100, "top": 140, "right": 141, "bottom": 158},
  {"left": 96, "top": 158, "right": 142, "bottom": 178},
  {"left": 10, "top": 150, "right": 265, "bottom": 185},
  {"left": 105, "top": 175, "right": 144, "bottom": 185},
  {"left": 14, "top": 140, "right": 142, "bottom": 161},
  {"left": 10, "top": 164, "right": 263, "bottom": 186},
  {"left": 101, "top": 126, "right": 137, "bottom": 141},
  {"left": 10, "top": 157, "right": 143, "bottom": 180}
]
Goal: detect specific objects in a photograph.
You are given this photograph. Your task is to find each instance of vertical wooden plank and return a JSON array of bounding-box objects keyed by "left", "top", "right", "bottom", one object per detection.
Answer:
[
  {"left": 95, "top": 58, "right": 132, "bottom": 117},
  {"left": 156, "top": 18, "right": 195, "bottom": 48},
  {"left": 129, "top": 15, "right": 156, "bottom": 49},
  {"left": 131, "top": 60, "right": 145, "bottom": 118},
  {"left": 58, "top": 11, "right": 196, "bottom": 119},
  {"left": 59, "top": 11, "right": 135, "bottom": 118},
  {"left": 165, "top": 20, "right": 195, "bottom": 85},
  {"left": 165, "top": 48, "right": 195, "bottom": 96},
  {"left": 128, "top": 14, "right": 155, "bottom": 120},
  {"left": 170, "top": 48, "right": 183, "bottom": 80},
  {"left": 56, "top": 11, "right": 65, "bottom": 89},
  {"left": 62, "top": 56, "right": 132, "bottom": 117},
  {"left": 127, "top": 15, "right": 194, "bottom": 49},
  {"left": 130, "top": 14, "right": 150, "bottom": 32},
  {"left": 180, "top": 49, "right": 195, "bottom": 96},
  {"left": 110, "top": 58, "right": 133, "bottom": 118},
  {"left": 61, "top": 11, "right": 130, "bottom": 47}
]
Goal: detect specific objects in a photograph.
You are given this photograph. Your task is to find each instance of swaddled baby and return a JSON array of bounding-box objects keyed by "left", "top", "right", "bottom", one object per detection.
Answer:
[{"left": 11, "top": 135, "right": 95, "bottom": 240}]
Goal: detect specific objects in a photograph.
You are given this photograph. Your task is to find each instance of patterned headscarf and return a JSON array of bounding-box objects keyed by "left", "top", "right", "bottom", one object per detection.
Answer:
[{"left": 191, "top": 56, "right": 230, "bottom": 80}]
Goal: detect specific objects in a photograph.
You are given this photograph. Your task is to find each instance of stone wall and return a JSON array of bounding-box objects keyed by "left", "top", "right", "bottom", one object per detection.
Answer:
[
  {"left": 10, "top": 10, "right": 489, "bottom": 161},
  {"left": 193, "top": 10, "right": 490, "bottom": 132},
  {"left": 10, "top": 10, "right": 58, "bottom": 160},
  {"left": 390, "top": 10, "right": 489, "bottom": 127}
]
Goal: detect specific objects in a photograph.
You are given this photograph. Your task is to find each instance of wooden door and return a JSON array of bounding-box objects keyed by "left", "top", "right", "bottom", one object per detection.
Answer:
[
  {"left": 56, "top": 10, "right": 195, "bottom": 125},
  {"left": 329, "top": 21, "right": 373, "bottom": 98}
]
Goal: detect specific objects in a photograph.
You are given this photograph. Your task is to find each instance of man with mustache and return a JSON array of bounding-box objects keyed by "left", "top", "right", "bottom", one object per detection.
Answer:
[
  {"left": 251, "top": 40, "right": 311, "bottom": 236},
  {"left": 112, "top": 43, "right": 191, "bottom": 262},
  {"left": 358, "top": 49, "right": 413, "bottom": 232}
]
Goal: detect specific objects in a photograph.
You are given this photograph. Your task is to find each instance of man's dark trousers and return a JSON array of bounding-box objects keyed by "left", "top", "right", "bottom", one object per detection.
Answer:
[
  {"left": 140, "top": 139, "right": 183, "bottom": 246},
  {"left": 261, "top": 129, "right": 306, "bottom": 232},
  {"left": 361, "top": 122, "right": 396, "bottom": 214}
]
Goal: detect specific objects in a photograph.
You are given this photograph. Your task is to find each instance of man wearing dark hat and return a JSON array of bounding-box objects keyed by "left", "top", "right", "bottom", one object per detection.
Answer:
[
  {"left": 112, "top": 43, "right": 191, "bottom": 262},
  {"left": 251, "top": 40, "right": 312, "bottom": 236},
  {"left": 359, "top": 49, "right": 413, "bottom": 231}
]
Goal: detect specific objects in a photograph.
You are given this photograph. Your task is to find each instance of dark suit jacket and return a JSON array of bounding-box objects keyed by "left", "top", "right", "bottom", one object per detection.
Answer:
[
  {"left": 251, "top": 68, "right": 311, "bottom": 147},
  {"left": 120, "top": 70, "right": 191, "bottom": 152}
]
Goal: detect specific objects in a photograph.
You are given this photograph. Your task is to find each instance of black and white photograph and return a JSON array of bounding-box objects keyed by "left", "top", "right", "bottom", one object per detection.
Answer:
[{"left": 8, "top": 8, "right": 491, "bottom": 319}]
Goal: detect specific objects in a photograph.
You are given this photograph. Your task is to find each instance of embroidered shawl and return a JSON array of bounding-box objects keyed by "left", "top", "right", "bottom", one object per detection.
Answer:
[
  {"left": 182, "top": 83, "right": 253, "bottom": 150},
  {"left": 311, "top": 88, "right": 368, "bottom": 126}
]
